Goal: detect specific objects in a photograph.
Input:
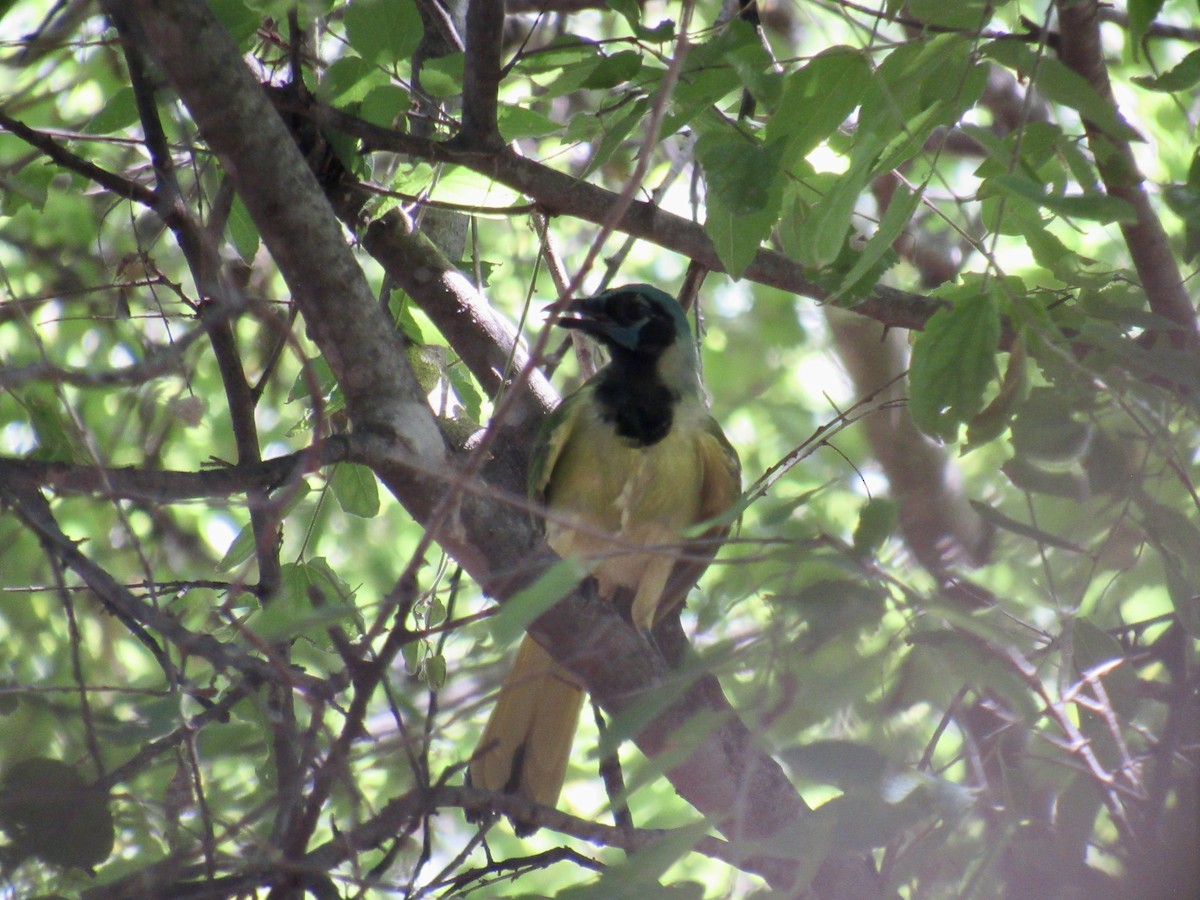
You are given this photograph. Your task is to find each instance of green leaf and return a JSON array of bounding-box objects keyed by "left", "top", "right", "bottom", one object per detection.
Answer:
[
  {"left": 488, "top": 560, "right": 587, "bottom": 646},
  {"left": 831, "top": 180, "right": 921, "bottom": 300},
  {"left": 254, "top": 560, "right": 359, "bottom": 641},
  {"left": 581, "top": 98, "right": 649, "bottom": 178},
  {"left": 420, "top": 652, "right": 447, "bottom": 688},
  {"left": 903, "top": 0, "right": 993, "bottom": 29},
  {"left": 227, "top": 193, "right": 260, "bottom": 263},
  {"left": 446, "top": 363, "right": 484, "bottom": 423},
  {"left": 852, "top": 498, "right": 897, "bottom": 557},
  {"left": 766, "top": 48, "right": 871, "bottom": 166},
  {"left": 797, "top": 165, "right": 868, "bottom": 268},
  {"left": 987, "top": 174, "right": 1137, "bottom": 223},
  {"left": 580, "top": 50, "right": 642, "bottom": 90},
  {"left": 0, "top": 758, "right": 114, "bottom": 870},
  {"left": 967, "top": 500, "right": 1085, "bottom": 553},
  {"left": 497, "top": 104, "right": 560, "bottom": 140},
  {"left": 780, "top": 740, "right": 889, "bottom": 791},
  {"left": 697, "top": 133, "right": 786, "bottom": 277},
  {"left": 83, "top": 87, "right": 139, "bottom": 135},
  {"left": 559, "top": 822, "right": 711, "bottom": 897},
  {"left": 1127, "top": 0, "right": 1166, "bottom": 59},
  {"left": 209, "top": 0, "right": 262, "bottom": 45},
  {"left": 343, "top": 0, "right": 422, "bottom": 64},
  {"left": 1010, "top": 387, "right": 1093, "bottom": 466},
  {"left": 217, "top": 522, "right": 257, "bottom": 572},
  {"left": 1133, "top": 47, "right": 1200, "bottom": 92},
  {"left": 330, "top": 463, "right": 380, "bottom": 518},
  {"left": 908, "top": 285, "right": 1000, "bottom": 441},
  {"left": 982, "top": 41, "right": 1139, "bottom": 141},
  {"left": 606, "top": 0, "right": 674, "bottom": 42},
  {"left": 696, "top": 134, "right": 786, "bottom": 217},
  {"left": 1072, "top": 619, "right": 1140, "bottom": 720},
  {"left": 360, "top": 85, "right": 410, "bottom": 129},
  {"left": 319, "top": 55, "right": 384, "bottom": 104},
  {"left": 420, "top": 53, "right": 466, "bottom": 98},
  {"left": 704, "top": 194, "right": 780, "bottom": 280},
  {"left": 908, "top": 629, "right": 1038, "bottom": 717}
]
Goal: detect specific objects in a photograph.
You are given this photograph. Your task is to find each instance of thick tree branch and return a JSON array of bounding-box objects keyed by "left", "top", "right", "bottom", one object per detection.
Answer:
[{"left": 1054, "top": 0, "right": 1199, "bottom": 348}]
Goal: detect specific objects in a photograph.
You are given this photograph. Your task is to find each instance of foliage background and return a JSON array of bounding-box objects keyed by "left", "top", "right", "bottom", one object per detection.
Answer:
[{"left": 0, "top": 0, "right": 1198, "bottom": 897}]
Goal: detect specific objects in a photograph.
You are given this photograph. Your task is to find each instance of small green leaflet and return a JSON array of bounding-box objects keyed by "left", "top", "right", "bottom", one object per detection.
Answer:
[
  {"left": 908, "top": 286, "right": 1000, "bottom": 441},
  {"left": 331, "top": 463, "right": 380, "bottom": 518}
]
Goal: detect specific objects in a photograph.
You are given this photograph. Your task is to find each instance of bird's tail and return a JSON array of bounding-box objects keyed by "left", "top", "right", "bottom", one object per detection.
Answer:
[{"left": 469, "top": 636, "right": 585, "bottom": 833}]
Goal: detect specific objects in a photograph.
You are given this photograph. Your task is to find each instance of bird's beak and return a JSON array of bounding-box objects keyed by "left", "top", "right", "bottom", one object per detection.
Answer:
[{"left": 551, "top": 297, "right": 610, "bottom": 336}]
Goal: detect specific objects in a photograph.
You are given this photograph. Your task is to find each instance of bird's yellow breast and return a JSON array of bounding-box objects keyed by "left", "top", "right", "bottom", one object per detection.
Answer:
[{"left": 542, "top": 400, "right": 714, "bottom": 628}]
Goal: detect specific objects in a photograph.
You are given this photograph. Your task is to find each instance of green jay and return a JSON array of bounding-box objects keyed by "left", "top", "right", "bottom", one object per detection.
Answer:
[{"left": 470, "top": 284, "right": 742, "bottom": 829}]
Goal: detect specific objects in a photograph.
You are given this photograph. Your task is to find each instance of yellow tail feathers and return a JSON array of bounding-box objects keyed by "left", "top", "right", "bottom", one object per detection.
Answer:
[{"left": 470, "top": 636, "right": 585, "bottom": 830}]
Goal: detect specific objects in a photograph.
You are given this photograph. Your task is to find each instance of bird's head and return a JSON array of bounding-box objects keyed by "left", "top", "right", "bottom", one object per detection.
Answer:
[{"left": 555, "top": 284, "right": 692, "bottom": 359}]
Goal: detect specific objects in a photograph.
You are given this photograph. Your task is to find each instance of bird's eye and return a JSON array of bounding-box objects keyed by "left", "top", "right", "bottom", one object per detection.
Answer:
[{"left": 606, "top": 291, "right": 651, "bottom": 326}]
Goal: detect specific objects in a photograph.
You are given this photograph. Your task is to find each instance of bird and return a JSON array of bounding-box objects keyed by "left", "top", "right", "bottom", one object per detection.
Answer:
[{"left": 469, "top": 284, "right": 742, "bottom": 831}]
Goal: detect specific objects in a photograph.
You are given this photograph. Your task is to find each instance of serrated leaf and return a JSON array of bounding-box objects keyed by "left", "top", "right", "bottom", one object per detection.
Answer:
[
  {"left": 319, "top": 55, "right": 384, "bottom": 104},
  {"left": 988, "top": 174, "right": 1136, "bottom": 223},
  {"left": 704, "top": 193, "right": 779, "bottom": 279},
  {"left": 343, "top": 0, "right": 422, "bottom": 64},
  {"left": 767, "top": 49, "right": 871, "bottom": 166},
  {"left": 696, "top": 133, "right": 785, "bottom": 217},
  {"left": 331, "top": 463, "right": 380, "bottom": 518},
  {"left": 420, "top": 53, "right": 465, "bottom": 98},
  {"left": 909, "top": 288, "right": 1000, "bottom": 441},
  {"left": 983, "top": 41, "right": 1139, "bottom": 141},
  {"left": 831, "top": 181, "right": 921, "bottom": 301},
  {"left": 209, "top": 0, "right": 262, "bottom": 45},
  {"left": 360, "top": 84, "right": 410, "bottom": 128},
  {"left": 581, "top": 98, "right": 648, "bottom": 178}
]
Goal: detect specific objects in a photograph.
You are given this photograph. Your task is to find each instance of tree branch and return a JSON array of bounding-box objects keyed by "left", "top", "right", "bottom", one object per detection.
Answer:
[
  {"left": 311, "top": 102, "right": 946, "bottom": 332},
  {"left": 1054, "top": 0, "right": 1199, "bottom": 348}
]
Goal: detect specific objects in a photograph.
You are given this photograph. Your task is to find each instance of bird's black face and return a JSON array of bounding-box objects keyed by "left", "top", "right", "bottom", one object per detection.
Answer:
[{"left": 557, "top": 287, "right": 680, "bottom": 357}]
